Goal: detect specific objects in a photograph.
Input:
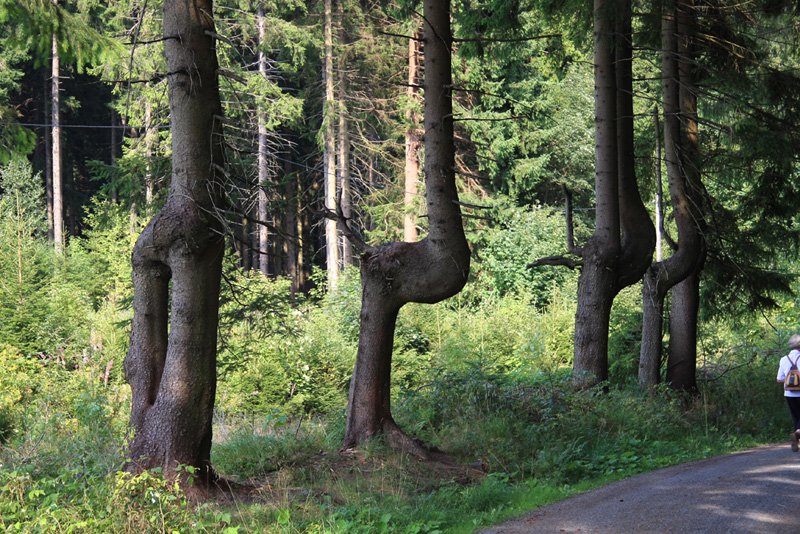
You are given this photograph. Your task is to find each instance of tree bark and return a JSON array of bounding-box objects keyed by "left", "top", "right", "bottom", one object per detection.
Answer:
[
  {"left": 638, "top": 0, "right": 703, "bottom": 389},
  {"left": 653, "top": 108, "right": 663, "bottom": 263},
  {"left": 257, "top": 6, "right": 270, "bottom": 276},
  {"left": 572, "top": 0, "right": 620, "bottom": 388},
  {"left": 144, "top": 99, "right": 155, "bottom": 206},
  {"left": 403, "top": 29, "right": 421, "bottom": 243},
  {"left": 342, "top": 0, "right": 470, "bottom": 456},
  {"left": 51, "top": 15, "right": 64, "bottom": 255},
  {"left": 323, "top": 0, "right": 339, "bottom": 288},
  {"left": 667, "top": 0, "right": 705, "bottom": 392},
  {"left": 573, "top": 0, "right": 654, "bottom": 388},
  {"left": 44, "top": 71, "right": 53, "bottom": 242},
  {"left": 125, "top": 0, "right": 225, "bottom": 483},
  {"left": 614, "top": 0, "right": 655, "bottom": 289},
  {"left": 284, "top": 154, "right": 300, "bottom": 292},
  {"left": 337, "top": 0, "right": 352, "bottom": 267},
  {"left": 241, "top": 216, "right": 252, "bottom": 271},
  {"left": 667, "top": 255, "right": 704, "bottom": 391},
  {"left": 111, "top": 111, "right": 119, "bottom": 202}
]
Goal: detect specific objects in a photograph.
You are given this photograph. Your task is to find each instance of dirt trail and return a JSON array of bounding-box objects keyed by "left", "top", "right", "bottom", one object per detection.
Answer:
[{"left": 480, "top": 444, "right": 800, "bottom": 533}]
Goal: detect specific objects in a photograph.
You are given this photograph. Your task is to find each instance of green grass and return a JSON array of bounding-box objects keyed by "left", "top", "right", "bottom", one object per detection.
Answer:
[{"left": 0, "top": 348, "right": 787, "bottom": 533}]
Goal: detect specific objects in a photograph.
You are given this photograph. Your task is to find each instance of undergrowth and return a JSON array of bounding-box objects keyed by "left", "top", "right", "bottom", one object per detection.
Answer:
[
  {"left": 0, "top": 348, "right": 786, "bottom": 533},
  {"left": 0, "top": 200, "right": 791, "bottom": 532}
]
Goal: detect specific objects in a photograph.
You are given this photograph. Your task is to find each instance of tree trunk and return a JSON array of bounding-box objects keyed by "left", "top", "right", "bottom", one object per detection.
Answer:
[
  {"left": 639, "top": 107, "right": 665, "bottom": 386},
  {"left": 573, "top": 0, "right": 620, "bottom": 388},
  {"left": 323, "top": 0, "right": 339, "bottom": 288},
  {"left": 110, "top": 111, "right": 118, "bottom": 202},
  {"left": 241, "top": 216, "right": 252, "bottom": 270},
  {"left": 638, "top": 0, "right": 703, "bottom": 389},
  {"left": 337, "top": 95, "right": 352, "bottom": 268},
  {"left": 614, "top": 0, "right": 655, "bottom": 289},
  {"left": 44, "top": 72, "right": 53, "bottom": 242},
  {"left": 257, "top": 6, "right": 270, "bottom": 276},
  {"left": 667, "top": 0, "right": 705, "bottom": 392},
  {"left": 653, "top": 108, "right": 663, "bottom": 263},
  {"left": 403, "top": 29, "right": 421, "bottom": 243},
  {"left": 342, "top": 0, "right": 469, "bottom": 456},
  {"left": 300, "top": 176, "right": 312, "bottom": 289},
  {"left": 51, "top": 18, "right": 64, "bottom": 254},
  {"left": 337, "top": 0, "right": 352, "bottom": 267},
  {"left": 144, "top": 99, "right": 155, "bottom": 206},
  {"left": 284, "top": 154, "right": 300, "bottom": 292},
  {"left": 667, "top": 254, "right": 704, "bottom": 391},
  {"left": 125, "top": 0, "right": 225, "bottom": 483},
  {"left": 125, "top": 114, "right": 138, "bottom": 235}
]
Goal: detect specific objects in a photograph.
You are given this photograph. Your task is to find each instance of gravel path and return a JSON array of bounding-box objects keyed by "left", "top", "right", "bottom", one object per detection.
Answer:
[{"left": 480, "top": 444, "right": 800, "bottom": 533}]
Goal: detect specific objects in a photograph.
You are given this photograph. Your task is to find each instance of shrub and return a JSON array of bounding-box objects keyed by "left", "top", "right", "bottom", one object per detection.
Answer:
[
  {"left": 0, "top": 345, "right": 40, "bottom": 443},
  {"left": 469, "top": 205, "right": 578, "bottom": 306}
]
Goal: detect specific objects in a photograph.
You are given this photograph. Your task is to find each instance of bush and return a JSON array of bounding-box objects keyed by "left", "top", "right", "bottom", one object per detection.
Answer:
[
  {"left": 216, "top": 267, "right": 356, "bottom": 417},
  {"left": 0, "top": 345, "right": 40, "bottom": 443},
  {"left": 469, "top": 205, "right": 580, "bottom": 306}
]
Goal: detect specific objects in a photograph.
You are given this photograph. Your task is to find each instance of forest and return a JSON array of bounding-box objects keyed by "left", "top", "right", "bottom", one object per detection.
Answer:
[{"left": 0, "top": 0, "right": 799, "bottom": 531}]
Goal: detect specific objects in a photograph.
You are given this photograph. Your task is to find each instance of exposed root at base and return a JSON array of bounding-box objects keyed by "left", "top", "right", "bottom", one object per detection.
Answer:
[
  {"left": 341, "top": 419, "right": 487, "bottom": 475},
  {"left": 185, "top": 476, "right": 259, "bottom": 503},
  {"left": 382, "top": 419, "right": 438, "bottom": 461}
]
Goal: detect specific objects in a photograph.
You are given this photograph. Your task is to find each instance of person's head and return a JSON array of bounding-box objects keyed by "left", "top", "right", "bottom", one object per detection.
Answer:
[{"left": 790, "top": 334, "right": 800, "bottom": 350}]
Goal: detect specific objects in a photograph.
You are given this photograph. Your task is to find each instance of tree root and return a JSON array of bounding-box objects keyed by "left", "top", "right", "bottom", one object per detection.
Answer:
[
  {"left": 341, "top": 418, "right": 482, "bottom": 470},
  {"left": 382, "top": 419, "right": 436, "bottom": 461},
  {"left": 185, "top": 475, "right": 259, "bottom": 503}
]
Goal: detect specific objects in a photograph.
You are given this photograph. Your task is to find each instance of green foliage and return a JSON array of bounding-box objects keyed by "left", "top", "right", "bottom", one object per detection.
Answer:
[
  {"left": 453, "top": 5, "right": 594, "bottom": 206},
  {"left": 212, "top": 415, "right": 326, "bottom": 479},
  {"left": 471, "top": 205, "right": 579, "bottom": 305},
  {"left": 0, "top": 15, "right": 34, "bottom": 161},
  {"left": 0, "top": 173, "right": 132, "bottom": 372},
  {"left": 0, "top": 159, "right": 53, "bottom": 354},
  {"left": 217, "top": 266, "right": 356, "bottom": 416},
  {"left": 0, "top": 0, "right": 124, "bottom": 72},
  {"left": 0, "top": 114, "right": 36, "bottom": 164},
  {"left": 0, "top": 466, "right": 239, "bottom": 532},
  {"left": 608, "top": 285, "right": 644, "bottom": 386},
  {"left": 0, "top": 345, "right": 40, "bottom": 443}
]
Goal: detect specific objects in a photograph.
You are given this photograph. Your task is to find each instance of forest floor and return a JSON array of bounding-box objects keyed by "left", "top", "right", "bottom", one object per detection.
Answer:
[{"left": 479, "top": 444, "right": 799, "bottom": 533}]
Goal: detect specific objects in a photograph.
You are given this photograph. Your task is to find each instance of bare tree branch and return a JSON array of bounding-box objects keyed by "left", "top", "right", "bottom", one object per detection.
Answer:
[
  {"left": 322, "top": 193, "right": 373, "bottom": 255},
  {"left": 453, "top": 33, "right": 561, "bottom": 43},
  {"left": 528, "top": 255, "right": 582, "bottom": 269},
  {"left": 377, "top": 29, "right": 424, "bottom": 41}
]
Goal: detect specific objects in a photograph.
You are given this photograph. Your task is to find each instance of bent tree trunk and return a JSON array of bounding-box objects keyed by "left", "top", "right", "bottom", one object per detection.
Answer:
[
  {"left": 638, "top": 0, "right": 703, "bottom": 388},
  {"left": 257, "top": 6, "right": 270, "bottom": 275},
  {"left": 574, "top": 0, "right": 653, "bottom": 388},
  {"left": 573, "top": 0, "right": 620, "bottom": 388},
  {"left": 614, "top": 0, "right": 655, "bottom": 288},
  {"left": 342, "top": 0, "right": 470, "bottom": 457},
  {"left": 125, "top": 0, "right": 225, "bottom": 483},
  {"left": 667, "top": 0, "right": 705, "bottom": 393}
]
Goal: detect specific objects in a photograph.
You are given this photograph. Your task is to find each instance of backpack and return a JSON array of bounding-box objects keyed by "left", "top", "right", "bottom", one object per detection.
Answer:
[{"left": 786, "top": 355, "right": 800, "bottom": 391}]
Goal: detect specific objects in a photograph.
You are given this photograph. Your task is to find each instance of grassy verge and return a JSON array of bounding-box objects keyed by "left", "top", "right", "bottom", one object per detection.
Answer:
[{"left": 0, "top": 354, "right": 786, "bottom": 533}]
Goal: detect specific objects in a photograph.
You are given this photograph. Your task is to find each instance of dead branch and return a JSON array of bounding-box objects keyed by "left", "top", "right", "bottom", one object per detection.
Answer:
[
  {"left": 528, "top": 255, "right": 582, "bottom": 269},
  {"left": 453, "top": 33, "right": 561, "bottom": 43}
]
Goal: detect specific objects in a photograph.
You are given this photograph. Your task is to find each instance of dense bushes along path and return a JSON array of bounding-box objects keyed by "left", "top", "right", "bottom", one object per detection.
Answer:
[{"left": 482, "top": 445, "right": 798, "bottom": 533}]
